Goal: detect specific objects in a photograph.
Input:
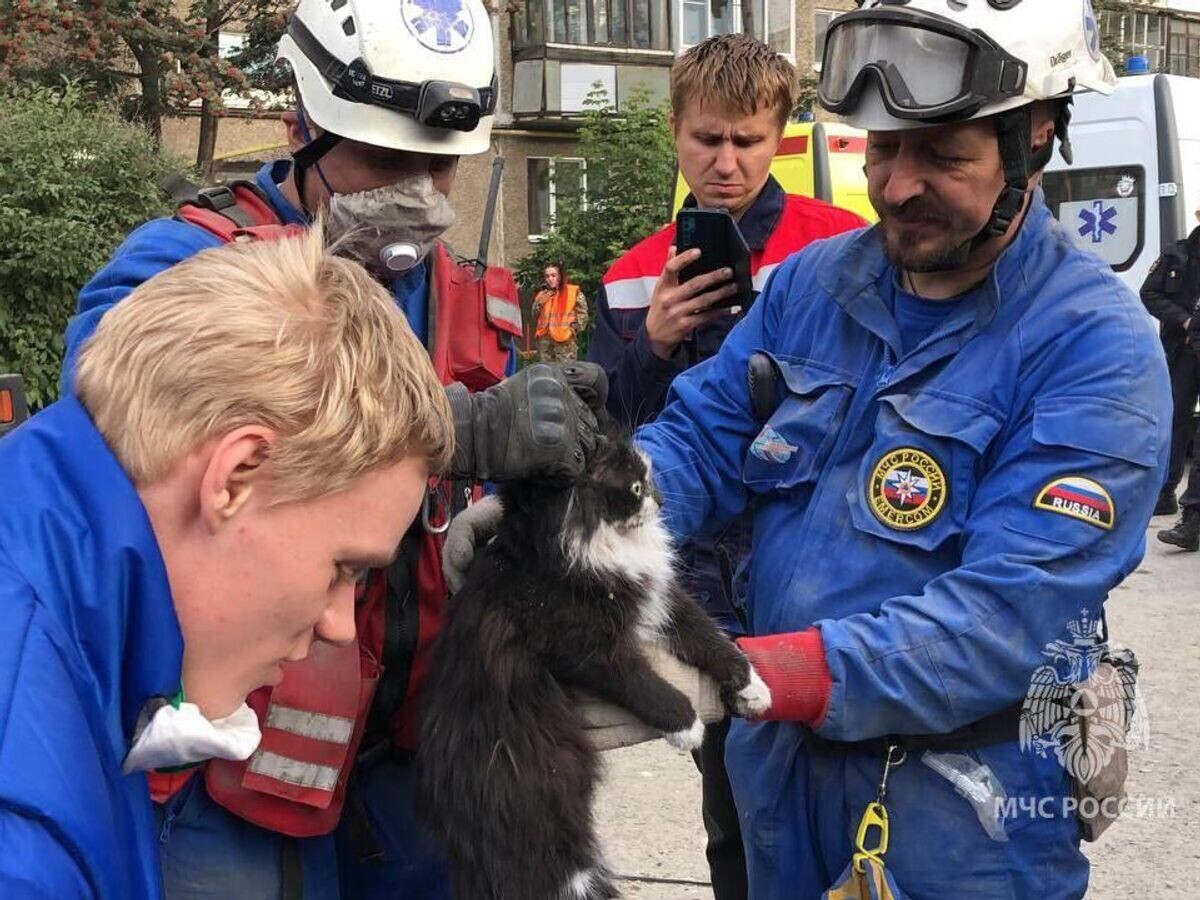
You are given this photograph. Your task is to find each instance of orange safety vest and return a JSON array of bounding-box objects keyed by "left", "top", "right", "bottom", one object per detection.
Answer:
[
  {"left": 142, "top": 181, "right": 522, "bottom": 837},
  {"left": 535, "top": 283, "right": 580, "bottom": 342}
]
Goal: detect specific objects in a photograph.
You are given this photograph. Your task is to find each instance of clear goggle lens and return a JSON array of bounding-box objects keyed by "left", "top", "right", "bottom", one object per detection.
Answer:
[{"left": 821, "top": 21, "right": 973, "bottom": 110}]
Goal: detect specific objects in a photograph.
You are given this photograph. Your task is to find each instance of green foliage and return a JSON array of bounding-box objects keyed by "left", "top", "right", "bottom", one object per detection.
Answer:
[
  {"left": 0, "top": 83, "right": 180, "bottom": 407},
  {"left": 0, "top": 0, "right": 290, "bottom": 147},
  {"left": 794, "top": 74, "right": 819, "bottom": 119},
  {"left": 515, "top": 86, "right": 676, "bottom": 342}
]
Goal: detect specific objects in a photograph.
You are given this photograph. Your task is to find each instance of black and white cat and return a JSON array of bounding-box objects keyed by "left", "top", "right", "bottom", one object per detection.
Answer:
[{"left": 416, "top": 432, "right": 770, "bottom": 900}]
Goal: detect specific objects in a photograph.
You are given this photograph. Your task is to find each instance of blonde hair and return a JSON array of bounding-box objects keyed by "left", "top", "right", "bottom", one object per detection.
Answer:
[
  {"left": 671, "top": 34, "right": 796, "bottom": 129},
  {"left": 75, "top": 226, "right": 453, "bottom": 503}
]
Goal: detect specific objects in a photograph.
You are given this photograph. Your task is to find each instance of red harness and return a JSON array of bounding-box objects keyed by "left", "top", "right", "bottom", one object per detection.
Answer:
[{"left": 147, "top": 180, "right": 521, "bottom": 837}]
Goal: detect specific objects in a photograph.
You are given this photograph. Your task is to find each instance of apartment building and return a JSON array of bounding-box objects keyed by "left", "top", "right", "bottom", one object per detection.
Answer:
[{"left": 1099, "top": 0, "right": 1200, "bottom": 76}]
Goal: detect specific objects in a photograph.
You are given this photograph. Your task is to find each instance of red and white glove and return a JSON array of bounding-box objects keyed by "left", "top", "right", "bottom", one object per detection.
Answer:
[{"left": 735, "top": 629, "right": 832, "bottom": 727}]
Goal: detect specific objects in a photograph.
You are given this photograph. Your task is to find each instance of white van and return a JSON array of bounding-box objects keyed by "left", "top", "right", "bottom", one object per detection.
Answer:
[{"left": 1043, "top": 73, "right": 1200, "bottom": 294}]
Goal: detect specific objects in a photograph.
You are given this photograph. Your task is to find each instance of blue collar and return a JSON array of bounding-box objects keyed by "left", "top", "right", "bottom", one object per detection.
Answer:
[
  {"left": 256, "top": 159, "right": 309, "bottom": 226},
  {"left": 681, "top": 175, "right": 785, "bottom": 251},
  {"left": 0, "top": 396, "right": 183, "bottom": 748},
  {"left": 822, "top": 191, "right": 1056, "bottom": 356}
]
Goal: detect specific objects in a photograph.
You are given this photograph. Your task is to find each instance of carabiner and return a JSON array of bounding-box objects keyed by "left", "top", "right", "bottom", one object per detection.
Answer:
[
  {"left": 852, "top": 801, "right": 890, "bottom": 873},
  {"left": 421, "top": 483, "right": 451, "bottom": 534},
  {"left": 851, "top": 742, "right": 905, "bottom": 874}
]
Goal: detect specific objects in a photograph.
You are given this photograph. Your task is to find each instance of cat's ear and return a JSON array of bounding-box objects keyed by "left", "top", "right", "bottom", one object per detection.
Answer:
[{"left": 596, "top": 410, "right": 627, "bottom": 446}]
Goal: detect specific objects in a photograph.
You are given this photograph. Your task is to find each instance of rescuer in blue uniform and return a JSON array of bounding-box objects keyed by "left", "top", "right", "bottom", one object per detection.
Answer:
[
  {"left": 56, "top": 2, "right": 614, "bottom": 896},
  {"left": 632, "top": 1, "right": 1172, "bottom": 896},
  {"left": 0, "top": 233, "right": 458, "bottom": 897}
]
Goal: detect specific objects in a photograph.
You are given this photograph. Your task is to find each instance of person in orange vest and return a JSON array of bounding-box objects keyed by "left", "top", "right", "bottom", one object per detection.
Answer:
[{"left": 533, "top": 263, "right": 589, "bottom": 361}]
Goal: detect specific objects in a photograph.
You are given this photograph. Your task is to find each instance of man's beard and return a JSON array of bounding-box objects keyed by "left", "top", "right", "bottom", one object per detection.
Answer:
[{"left": 877, "top": 196, "right": 978, "bottom": 273}]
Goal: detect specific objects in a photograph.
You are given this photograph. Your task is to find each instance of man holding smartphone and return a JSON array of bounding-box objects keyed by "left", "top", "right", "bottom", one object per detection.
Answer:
[{"left": 587, "top": 33, "right": 864, "bottom": 900}]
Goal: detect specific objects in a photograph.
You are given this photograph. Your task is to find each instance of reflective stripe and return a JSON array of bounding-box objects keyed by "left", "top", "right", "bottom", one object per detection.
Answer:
[
  {"left": 247, "top": 751, "right": 339, "bottom": 793},
  {"left": 604, "top": 276, "right": 657, "bottom": 310},
  {"left": 265, "top": 705, "right": 353, "bottom": 744},
  {"left": 607, "top": 267, "right": 776, "bottom": 309},
  {"left": 753, "top": 263, "right": 780, "bottom": 292},
  {"left": 486, "top": 295, "right": 523, "bottom": 331}
]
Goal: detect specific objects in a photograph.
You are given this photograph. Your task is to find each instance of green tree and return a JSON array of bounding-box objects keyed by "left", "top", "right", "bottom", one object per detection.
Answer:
[
  {"left": 0, "top": 83, "right": 181, "bottom": 407},
  {"left": 515, "top": 86, "right": 676, "bottom": 349},
  {"left": 0, "top": 0, "right": 289, "bottom": 171}
]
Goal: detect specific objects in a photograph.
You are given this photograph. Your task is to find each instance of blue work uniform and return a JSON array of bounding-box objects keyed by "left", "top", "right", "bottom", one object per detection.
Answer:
[
  {"left": 63, "top": 159, "right": 484, "bottom": 900},
  {"left": 638, "top": 193, "right": 1171, "bottom": 898},
  {"left": 0, "top": 397, "right": 184, "bottom": 898}
]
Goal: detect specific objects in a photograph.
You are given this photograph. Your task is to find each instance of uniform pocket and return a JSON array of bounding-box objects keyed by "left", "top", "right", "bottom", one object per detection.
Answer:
[
  {"left": 849, "top": 390, "right": 1004, "bottom": 551},
  {"left": 1002, "top": 396, "right": 1158, "bottom": 549},
  {"left": 742, "top": 355, "right": 858, "bottom": 493}
]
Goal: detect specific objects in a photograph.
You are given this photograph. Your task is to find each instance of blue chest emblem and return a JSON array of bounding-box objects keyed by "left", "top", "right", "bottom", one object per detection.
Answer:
[
  {"left": 402, "top": 0, "right": 474, "bottom": 54},
  {"left": 750, "top": 425, "right": 798, "bottom": 464}
]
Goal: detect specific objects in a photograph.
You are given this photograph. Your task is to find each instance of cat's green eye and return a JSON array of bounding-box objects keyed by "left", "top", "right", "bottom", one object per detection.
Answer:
[{"left": 631, "top": 482, "right": 643, "bottom": 498}]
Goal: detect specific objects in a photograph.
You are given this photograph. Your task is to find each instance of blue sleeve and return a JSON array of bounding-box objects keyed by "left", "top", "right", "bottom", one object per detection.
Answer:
[
  {"left": 635, "top": 262, "right": 794, "bottom": 541},
  {"left": 0, "top": 813, "right": 93, "bottom": 898},
  {"left": 0, "top": 576, "right": 149, "bottom": 899},
  {"left": 586, "top": 283, "right": 688, "bottom": 428},
  {"left": 62, "top": 219, "right": 222, "bottom": 389},
  {"left": 815, "top": 296, "right": 1173, "bottom": 740}
]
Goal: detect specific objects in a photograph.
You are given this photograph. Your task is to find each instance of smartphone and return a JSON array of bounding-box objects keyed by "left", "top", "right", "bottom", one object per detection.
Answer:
[{"left": 674, "top": 207, "right": 753, "bottom": 309}]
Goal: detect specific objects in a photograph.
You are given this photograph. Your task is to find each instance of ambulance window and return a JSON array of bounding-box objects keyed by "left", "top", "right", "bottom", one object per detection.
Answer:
[{"left": 1042, "top": 166, "right": 1145, "bottom": 273}]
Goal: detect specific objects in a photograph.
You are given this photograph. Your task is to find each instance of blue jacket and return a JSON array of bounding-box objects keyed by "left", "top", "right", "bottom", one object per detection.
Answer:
[
  {"left": 64, "top": 161, "right": 438, "bottom": 381},
  {"left": 639, "top": 193, "right": 1171, "bottom": 742},
  {"left": 0, "top": 397, "right": 184, "bottom": 898}
]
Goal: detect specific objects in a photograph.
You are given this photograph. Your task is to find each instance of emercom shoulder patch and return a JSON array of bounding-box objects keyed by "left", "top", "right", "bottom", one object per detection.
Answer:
[{"left": 1034, "top": 476, "right": 1115, "bottom": 530}]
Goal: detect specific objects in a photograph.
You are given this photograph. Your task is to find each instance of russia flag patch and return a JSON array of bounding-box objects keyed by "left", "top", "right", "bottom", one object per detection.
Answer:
[{"left": 1034, "top": 476, "right": 1115, "bottom": 531}]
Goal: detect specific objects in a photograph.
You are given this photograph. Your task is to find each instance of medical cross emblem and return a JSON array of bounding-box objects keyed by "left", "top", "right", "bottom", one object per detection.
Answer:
[
  {"left": 1078, "top": 201, "right": 1118, "bottom": 244},
  {"left": 402, "top": 0, "right": 474, "bottom": 53}
]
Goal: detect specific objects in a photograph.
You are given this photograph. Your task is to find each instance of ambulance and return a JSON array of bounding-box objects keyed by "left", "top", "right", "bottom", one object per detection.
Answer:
[
  {"left": 672, "top": 120, "right": 877, "bottom": 223},
  {"left": 1043, "top": 70, "right": 1200, "bottom": 293}
]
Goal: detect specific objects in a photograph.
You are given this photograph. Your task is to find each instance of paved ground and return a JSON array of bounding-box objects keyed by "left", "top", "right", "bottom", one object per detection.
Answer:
[{"left": 594, "top": 513, "right": 1200, "bottom": 898}]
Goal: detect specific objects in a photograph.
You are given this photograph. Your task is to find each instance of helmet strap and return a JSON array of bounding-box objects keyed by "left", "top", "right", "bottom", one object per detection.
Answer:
[
  {"left": 292, "top": 106, "right": 341, "bottom": 216},
  {"left": 974, "top": 105, "right": 1032, "bottom": 249},
  {"left": 972, "top": 95, "right": 1074, "bottom": 251}
]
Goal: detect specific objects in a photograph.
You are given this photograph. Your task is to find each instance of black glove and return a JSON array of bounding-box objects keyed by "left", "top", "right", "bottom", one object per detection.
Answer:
[{"left": 446, "top": 362, "right": 609, "bottom": 482}]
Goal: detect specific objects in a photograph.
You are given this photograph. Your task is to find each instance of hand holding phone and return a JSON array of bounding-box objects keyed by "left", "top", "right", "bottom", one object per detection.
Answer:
[
  {"left": 642, "top": 209, "right": 750, "bottom": 360},
  {"left": 674, "top": 208, "right": 753, "bottom": 310}
]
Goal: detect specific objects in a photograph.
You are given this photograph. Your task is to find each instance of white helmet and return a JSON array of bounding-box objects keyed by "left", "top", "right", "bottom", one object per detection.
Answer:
[
  {"left": 277, "top": 0, "right": 497, "bottom": 156},
  {"left": 819, "top": 0, "right": 1117, "bottom": 242},
  {"left": 819, "top": 0, "right": 1116, "bottom": 133}
]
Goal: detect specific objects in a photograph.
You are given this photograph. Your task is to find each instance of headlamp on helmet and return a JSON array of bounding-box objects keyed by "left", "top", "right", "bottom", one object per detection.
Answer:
[{"left": 288, "top": 17, "right": 496, "bottom": 135}]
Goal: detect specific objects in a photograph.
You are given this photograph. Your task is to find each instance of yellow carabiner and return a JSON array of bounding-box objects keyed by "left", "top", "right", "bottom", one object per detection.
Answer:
[{"left": 852, "top": 801, "right": 890, "bottom": 874}]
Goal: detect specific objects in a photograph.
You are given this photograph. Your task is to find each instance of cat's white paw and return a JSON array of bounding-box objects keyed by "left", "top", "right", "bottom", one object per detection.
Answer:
[
  {"left": 735, "top": 666, "right": 772, "bottom": 718},
  {"left": 664, "top": 717, "right": 705, "bottom": 751}
]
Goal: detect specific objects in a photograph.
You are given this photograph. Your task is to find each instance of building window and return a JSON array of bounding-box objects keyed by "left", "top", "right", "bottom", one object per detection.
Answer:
[
  {"left": 677, "top": 0, "right": 748, "bottom": 49},
  {"left": 1167, "top": 19, "right": 1200, "bottom": 78},
  {"left": 1101, "top": 9, "right": 1170, "bottom": 71},
  {"left": 513, "top": 0, "right": 670, "bottom": 50},
  {"left": 814, "top": 8, "right": 839, "bottom": 71},
  {"left": 675, "top": 0, "right": 797, "bottom": 55},
  {"left": 766, "top": 0, "right": 794, "bottom": 59},
  {"left": 218, "top": 31, "right": 248, "bottom": 59},
  {"left": 528, "top": 157, "right": 587, "bottom": 238}
]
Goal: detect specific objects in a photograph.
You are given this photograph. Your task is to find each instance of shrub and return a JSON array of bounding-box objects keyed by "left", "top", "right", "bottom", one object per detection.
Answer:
[{"left": 0, "top": 82, "right": 180, "bottom": 407}]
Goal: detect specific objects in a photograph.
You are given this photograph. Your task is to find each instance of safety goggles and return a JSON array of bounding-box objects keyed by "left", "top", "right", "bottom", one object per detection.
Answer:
[
  {"left": 288, "top": 18, "right": 497, "bottom": 132},
  {"left": 818, "top": 7, "right": 1027, "bottom": 123}
]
